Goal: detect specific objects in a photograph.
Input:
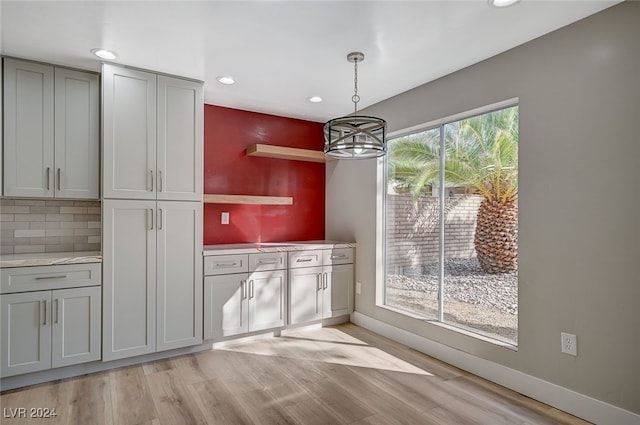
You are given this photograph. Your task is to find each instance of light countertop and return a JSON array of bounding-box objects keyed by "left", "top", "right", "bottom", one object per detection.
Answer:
[
  {"left": 203, "top": 240, "right": 355, "bottom": 256},
  {"left": 0, "top": 251, "right": 102, "bottom": 268}
]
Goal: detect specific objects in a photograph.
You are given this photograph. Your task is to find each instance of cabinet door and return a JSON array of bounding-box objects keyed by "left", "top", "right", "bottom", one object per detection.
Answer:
[
  {"left": 204, "top": 274, "right": 248, "bottom": 339},
  {"left": 1, "top": 60, "right": 3, "bottom": 196},
  {"left": 156, "top": 201, "right": 203, "bottom": 351},
  {"left": 157, "top": 76, "right": 203, "bottom": 201},
  {"left": 248, "top": 270, "right": 286, "bottom": 332},
  {"left": 288, "top": 266, "right": 323, "bottom": 324},
  {"left": 3, "top": 59, "right": 54, "bottom": 197},
  {"left": 1, "top": 291, "right": 52, "bottom": 377},
  {"left": 54, "top": 68, "right": 99, "bottom": 199},
  {"left": 103, "top": 200, "right": 157, "bottom": 361},
  {"left": 102, "top": 64, "right": 157, "bottom": 199},
  {"left": 51, "top": 286, "right": 101, "bottom": 368},
  {"left": 323, "top": 264, "right": 353, "bottom": 318}
]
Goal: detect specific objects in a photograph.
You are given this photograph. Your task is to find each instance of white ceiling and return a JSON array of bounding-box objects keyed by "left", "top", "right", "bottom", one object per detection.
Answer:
[{"left": 0, "top": 1, "right": 620, "bottom": 123}]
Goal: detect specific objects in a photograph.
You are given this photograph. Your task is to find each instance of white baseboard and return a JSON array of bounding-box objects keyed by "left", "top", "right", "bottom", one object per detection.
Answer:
[{"left": 351, "top": 311, "right": 640, "bottom": 425}]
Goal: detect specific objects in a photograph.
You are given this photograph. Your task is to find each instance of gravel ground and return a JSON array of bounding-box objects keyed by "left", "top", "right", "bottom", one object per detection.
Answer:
[{"left": 386, "top": 258, "right": 518, "bottom": 343}]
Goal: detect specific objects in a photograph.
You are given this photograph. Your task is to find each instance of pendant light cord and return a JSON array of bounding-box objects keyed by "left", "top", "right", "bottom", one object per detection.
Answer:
[{"left": 352, "top": 59, "right": 360, "bottom": 116}]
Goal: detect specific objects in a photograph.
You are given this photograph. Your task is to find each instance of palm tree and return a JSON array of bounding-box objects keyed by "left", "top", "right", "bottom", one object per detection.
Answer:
[{"left": 389, "top": 107, "right": 518, "bottom": 274}]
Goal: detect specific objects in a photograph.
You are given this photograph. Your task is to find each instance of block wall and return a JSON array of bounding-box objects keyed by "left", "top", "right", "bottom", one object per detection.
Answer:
[{"left": 386, "top": 194, "right": 482, "bottom": 274}]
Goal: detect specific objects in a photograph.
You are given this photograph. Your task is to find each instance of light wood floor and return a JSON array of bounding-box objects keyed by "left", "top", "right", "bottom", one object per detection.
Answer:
[{"left": 0, "top": 324, "right": 591, "bottom": 425}]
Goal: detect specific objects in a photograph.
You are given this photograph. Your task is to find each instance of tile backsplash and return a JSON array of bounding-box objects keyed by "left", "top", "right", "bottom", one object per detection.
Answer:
[{"left": 0, "top": 198, "right": 101, "bottom": 255}]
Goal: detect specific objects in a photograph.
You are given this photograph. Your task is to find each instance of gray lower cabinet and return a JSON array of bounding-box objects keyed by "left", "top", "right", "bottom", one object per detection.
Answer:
[
  {"left": 0, "top": 268, "right": 101, "bottom": 378},
  {"left": 288, "top": 264, "right": 353, "bottom": 324},
  {"left": 156, "top": 201, "right": 204, "bottom": 352},
  {"left": 1, "top": 291, "right": 52, "bottom": 377},
  {"left": 50, "top": 287, "right": 101, "bottom": 368},
  {"left": 204, "top": 253, "right": 286, "bottom": 339},
  {"left": 102, "top": 200, "right": 156, "bottom": 360},
  {"left": 102, "top": 199, "right": 203, "bottom": 361},
  {"left": 205, "top": 273, "right": 248, "bottom": 338},
  {"left": 203, "top": 247, "right": 354, "bottom": 338},
  {"left": 288, "top": 266, "right": 323, "bottom": 323},
  {"left": 288, "top": 248, "right": 354, "bottom": 325},
  {"left": 324, "top": 264, "right": 354, "bottom": 317}
]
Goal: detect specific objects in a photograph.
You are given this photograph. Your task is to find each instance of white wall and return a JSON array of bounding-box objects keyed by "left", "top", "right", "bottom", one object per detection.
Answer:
[{"left": 326, "top": 2, "right": 640, "bottom": 415}]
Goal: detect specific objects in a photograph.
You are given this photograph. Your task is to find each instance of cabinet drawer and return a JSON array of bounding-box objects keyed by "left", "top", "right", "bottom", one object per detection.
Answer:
[
  {"left": 249, "top": 252, "right": 286, "bottom": 272},
  {"left": 323, "top": 248, "right": 354, "bottom": 265},
  {"left": 288, "top": 250, "right": 323, "bottom": 269},
  {"left": 204, "top": 254, "right": 248, "bottom": 276},
  {"left": 0, "top": 263, "right": 102, "bottom": 294}
]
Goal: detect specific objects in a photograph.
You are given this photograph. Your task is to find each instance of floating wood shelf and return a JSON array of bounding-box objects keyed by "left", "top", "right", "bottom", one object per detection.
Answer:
[
  {"left": 246, "top": 144, "right": 332, "bottom": 163},
  {"left": 203, "top": 194, "right": 293, "bottom": 205}
]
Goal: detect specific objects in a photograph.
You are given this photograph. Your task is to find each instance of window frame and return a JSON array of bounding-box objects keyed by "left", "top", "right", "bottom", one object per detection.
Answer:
[{"left": 377, "top": 98, "right": 519, "bottom": 347}]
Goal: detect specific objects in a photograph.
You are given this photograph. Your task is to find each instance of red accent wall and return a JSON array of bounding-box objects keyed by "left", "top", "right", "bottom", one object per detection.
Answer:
[{"left": 203, "top": 104, "right": 325, "bottom": 244}]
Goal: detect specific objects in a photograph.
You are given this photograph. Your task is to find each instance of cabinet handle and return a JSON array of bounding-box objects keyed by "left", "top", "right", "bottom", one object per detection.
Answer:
[
  {"left": 249, "top": 280, "right": 254, "bottom": 299},
  {"left": 330, "top": 254, "right": 348, "bottom": 260},
  {"left": 317, "top": 273, "right": 322, "bottom": 291},
  {"left": 150, "top": 170, "right": 154, "bottom": 192},
  {"left": 55, "top": 299, "right": 60, "bottom": 324},
  {"left": 215, "top": 262, "right": 238, "bottom": 268},
  {"left": 258, "top": 258, "right": 279, "bottom": 265},
  {"left": 42, "top": 300, "right": 48, "bottom": 325},
  {"left": 35, "top": 275, "right": 67, "bottom": 280},
  {"left": 297, "top": 257, "right": 313, "bottom": 263},
  {"left": 149, "top": 208, "right": 154, "bottom": 230},
  {"left": 323, "top": 273, "right": 328, "bottom": 289},
  {"left": 46, "top": 167, "right": 51, "bottom": 190},
  {"left": 159, "top": 170, "right": 163, "bottom": 192},
  {"left": 241, "top": 280, "right": 247, "bottom": 299},
  {"left": 57, "top": 168, "right": 61, "bottom": 191},
  {"left": 158, "top": 208, "right": 163, "bottom": 230}
]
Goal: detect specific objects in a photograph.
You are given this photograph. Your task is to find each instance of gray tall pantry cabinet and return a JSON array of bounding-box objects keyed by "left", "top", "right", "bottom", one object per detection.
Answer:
[{"left": 101, "top": 64, "right": 204, "bottom": 361}]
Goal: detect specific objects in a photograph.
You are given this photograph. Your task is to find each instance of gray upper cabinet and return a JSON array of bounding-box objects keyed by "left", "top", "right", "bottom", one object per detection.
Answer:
[
  {"left": 102, "top": 65, "right": 157, "bottom": 200},
  {"left": 54, "top": 68, "right": 100, "bottom": 199},
  {"left": 102, "top": 64, "right": 203, "bottom": 201},
  {"left": 157, "top": 75, "right": 203, "bottom": 200},
  {"left": 2, "top": 58, "right": 99, "bottom": 199},
  {"left": 3, "top": 59, "right": 55, "bottom": 198}
]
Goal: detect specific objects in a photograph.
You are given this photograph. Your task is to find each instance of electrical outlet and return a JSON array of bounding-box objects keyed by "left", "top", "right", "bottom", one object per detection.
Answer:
[
  {"left": 355, "top": 281, "right": 362, "bottom": 294},
  {"left": 221, "top": 212, "right": 229, "bottom": 225},
  {"left": 561, "top": 332, "right": 577, "bottom": 356}
]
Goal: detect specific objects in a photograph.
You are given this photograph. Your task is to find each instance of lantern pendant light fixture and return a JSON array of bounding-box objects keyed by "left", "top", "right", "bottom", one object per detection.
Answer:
[{"left": 324, "top": 52, "right": 387, "bottom": 159}]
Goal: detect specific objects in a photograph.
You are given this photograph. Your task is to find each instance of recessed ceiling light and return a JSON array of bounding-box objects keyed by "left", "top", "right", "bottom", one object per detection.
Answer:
[
  {"left": 90, "top": 48, "right": 118, "bottom": 60},
  {"left": 488, "top": 0, "right": 520, "bottom": 7},
  {"left": 308, "top": 96, "right": 323, "bottom": 103},
  {"left": 217, "top": 76, "right": 236, "bottom": 85}
]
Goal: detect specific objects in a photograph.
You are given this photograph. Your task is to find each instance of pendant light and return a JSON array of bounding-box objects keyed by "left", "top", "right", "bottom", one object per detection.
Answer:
[{"left": 324, "top": 52, "right": 387, "bottom": 159}]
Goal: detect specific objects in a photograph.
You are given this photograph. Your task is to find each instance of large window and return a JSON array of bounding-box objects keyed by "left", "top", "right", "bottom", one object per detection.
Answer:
[{"left": 384, "top": 105, "right": 518, "bottom": 345}]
